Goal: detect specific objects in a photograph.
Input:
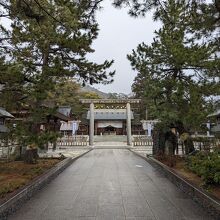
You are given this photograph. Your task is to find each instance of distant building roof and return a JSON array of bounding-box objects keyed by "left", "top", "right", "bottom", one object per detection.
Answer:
[
  {"left": 58, "top": 106, "right": 72, "bottom": 117},
  {"left": 208, "top": 109, "right": 220, "bottom": 117},
  {"left": 87, "top": 109, "right": 134, "bottom": 120},
  {"left": 0, "top": 108, "right": 14, "bottom": 118},
  {"left": 54, "top": 111, "right": 71, "bottom": 122}
]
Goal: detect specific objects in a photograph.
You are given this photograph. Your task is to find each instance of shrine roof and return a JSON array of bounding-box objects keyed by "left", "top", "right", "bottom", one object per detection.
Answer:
[
  {"left": 0, "top": 107, "right": 14, "bottom": 118},
  {"left": 208, "top": 109, "right": 220, "bottom": 117},
  {"left": 58, "top": 106, "right": 71, "bottom": 117}
]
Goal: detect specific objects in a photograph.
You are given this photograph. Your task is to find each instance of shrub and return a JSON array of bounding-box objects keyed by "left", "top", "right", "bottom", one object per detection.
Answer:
[{"left": 187, "top": 150, "right": 220, "bottom": 185}]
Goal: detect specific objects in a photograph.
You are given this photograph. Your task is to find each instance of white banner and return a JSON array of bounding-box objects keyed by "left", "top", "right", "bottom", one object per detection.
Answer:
[{"left": 72, "top": 121, "right": 79, "bottom": 135}]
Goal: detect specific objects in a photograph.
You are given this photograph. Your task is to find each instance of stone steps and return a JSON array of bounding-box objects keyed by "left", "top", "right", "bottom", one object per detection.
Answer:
[{"left": 94, "top": 135, "right": 127, "bottom": 142}]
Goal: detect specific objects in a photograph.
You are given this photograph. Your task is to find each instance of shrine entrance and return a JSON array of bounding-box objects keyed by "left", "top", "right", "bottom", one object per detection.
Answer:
[
  {"left": 104, "top": 126, "right": 116, "bottom": 135},
  {"left": 80, "top": 99, "right": 141, "bottom": 146}
]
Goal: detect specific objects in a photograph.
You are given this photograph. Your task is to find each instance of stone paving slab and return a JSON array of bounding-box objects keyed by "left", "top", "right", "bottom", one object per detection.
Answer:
[{"left": 9, "top": 149, "right": 214, "bottom": 220}]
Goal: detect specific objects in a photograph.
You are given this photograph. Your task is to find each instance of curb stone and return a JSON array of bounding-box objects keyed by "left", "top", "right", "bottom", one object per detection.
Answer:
[
  {"left": 0, "top": 149, "right": 92, "bottom": 220},
  {"left": 130, "top": 149, "right": 220, "bottom": 220}
]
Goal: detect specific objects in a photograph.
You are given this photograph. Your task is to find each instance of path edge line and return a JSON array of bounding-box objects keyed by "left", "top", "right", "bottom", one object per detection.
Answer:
[
  {"left": 0, "top": 148, "right": 92, "bottom": 219},
  {"left": 129, "top": 149, "right": 220, "bottom": 220}
]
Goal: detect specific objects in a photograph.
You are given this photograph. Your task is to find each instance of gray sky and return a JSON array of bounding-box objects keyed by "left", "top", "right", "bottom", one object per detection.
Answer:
[
  {"left": 89, "top": 0, "right": 161, "bottom": 94},
  {"left": 1, "top": 1, "right": 160, "bottom": 95}
]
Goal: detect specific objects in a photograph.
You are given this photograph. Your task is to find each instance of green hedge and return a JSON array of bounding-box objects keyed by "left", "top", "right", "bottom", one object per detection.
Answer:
[{"left": 187, "top": 150, "right": 220, "bottom": 185}]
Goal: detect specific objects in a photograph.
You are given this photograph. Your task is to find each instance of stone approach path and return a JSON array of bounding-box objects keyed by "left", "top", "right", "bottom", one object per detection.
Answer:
[{"left": 9, "top": 149, "right": 213, "bottom": 220}]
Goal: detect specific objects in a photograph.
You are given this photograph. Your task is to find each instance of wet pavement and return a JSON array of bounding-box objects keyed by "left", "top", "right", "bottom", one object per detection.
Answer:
[{"left": 9, "top": 149, "right": 214, "bottom": 220}]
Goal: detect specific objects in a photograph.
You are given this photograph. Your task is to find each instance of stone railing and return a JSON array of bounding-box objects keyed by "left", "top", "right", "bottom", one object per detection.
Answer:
[
  {"left": 132, "top": 135, "right": 219, "bottom": 155},
  {"left": 192, "top": 139, "right": 219, "bottom": 152},
  {"left": 0, "top": 140, "right": 19, "bottom": 159},
  {"left": 50, "top": 136, "right": 89, "bottom": 148},
  {"left": 132, "top": 135, "right": 153, "bottom": 147}
]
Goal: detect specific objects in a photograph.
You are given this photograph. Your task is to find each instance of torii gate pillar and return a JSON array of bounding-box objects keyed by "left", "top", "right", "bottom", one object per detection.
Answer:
[
  {"left": 126, "top": 102, "right": 132, "bottom": 146},
  {"left": 80, "top": 99, "right": 141, "bottom": 147},
  {"left": 89, "top": 102, "right": 94, "bottom": 146}
]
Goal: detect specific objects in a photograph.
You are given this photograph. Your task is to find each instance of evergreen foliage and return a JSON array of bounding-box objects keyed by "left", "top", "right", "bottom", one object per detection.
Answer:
[
  {"left": 0, "top": 1, "right": 115, "bottom": 154},
  {"left": 129, "top": 0, "right": 220, "bottom": 133},
  {"left": 187, "top": 149, "right": 220, "bottom": 185},
  {"left": 113, "top": 0, "right": 220, "bottom": 23},
  {"left": 1, "top": 0, "right": 220, "bottom": 158}
]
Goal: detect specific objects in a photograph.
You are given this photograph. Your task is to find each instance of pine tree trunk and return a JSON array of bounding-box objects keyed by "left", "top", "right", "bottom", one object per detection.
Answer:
[
  {"left": 24, "top": 148, "right": 39, "bottom": 164},
  {"left": 152, "top": 128, "right": 166, "bottom": 155}
]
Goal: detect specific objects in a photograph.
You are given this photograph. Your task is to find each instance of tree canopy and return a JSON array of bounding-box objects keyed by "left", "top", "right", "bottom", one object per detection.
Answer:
[
  {"left": 129, "top": 0, "right": 220, "bottom": 132},
  {"left": 0, "top": 0, "right": 220, "bottom": 145},
  {"left": 0, "top": 0, "right": 115, "bottom": 149},
  {"left": 0, "top": 0, "right": 115, "bottom": 107}
]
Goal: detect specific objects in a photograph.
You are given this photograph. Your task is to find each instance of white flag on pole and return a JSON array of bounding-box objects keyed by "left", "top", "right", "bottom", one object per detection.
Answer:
[{"left": 72, "top": 121, "right": 78, "bottom": 135}]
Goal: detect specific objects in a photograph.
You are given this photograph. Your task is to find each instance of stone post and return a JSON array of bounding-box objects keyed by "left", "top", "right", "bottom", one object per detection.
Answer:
[
  {"left": 145, "top": 109, "right": 148, "bottom": 136},
  {"left": 126, "top": 103, "right": 132, "bottom": 146},
  {"left": 89, "top": 102, "right": 94, "bottom": 146}
]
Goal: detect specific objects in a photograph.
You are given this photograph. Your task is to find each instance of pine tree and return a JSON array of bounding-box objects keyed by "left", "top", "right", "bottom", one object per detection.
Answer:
[
  {"left": 0, "top": 0, "right": 115, "bottom": 161},
  {"left": 129, "top": 0, "right": 220, "bottom": 154},
  {"left": 113, "top": 0, "right": 220, "bottom": 20}
]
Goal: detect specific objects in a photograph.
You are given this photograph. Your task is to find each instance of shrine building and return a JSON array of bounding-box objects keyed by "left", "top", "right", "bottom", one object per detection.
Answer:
[
  {"left": 87, "top": 109, "right": 134, "bottom": 136},
  {"left": 80, "top": 99, "right": 142, "bottom": 146}
]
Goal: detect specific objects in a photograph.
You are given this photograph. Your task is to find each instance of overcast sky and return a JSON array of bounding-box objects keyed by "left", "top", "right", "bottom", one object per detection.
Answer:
[
  {"left": 89, "top": 0, "right": 161, "bottom": 94},
  {"left": 1, "top": 0, "right": 160, "bottom": 95}
]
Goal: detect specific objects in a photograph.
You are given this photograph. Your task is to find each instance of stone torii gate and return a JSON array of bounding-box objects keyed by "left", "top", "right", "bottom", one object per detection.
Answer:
[{"left": 80, "top": 99, "right": 141, "bottom": 146}]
